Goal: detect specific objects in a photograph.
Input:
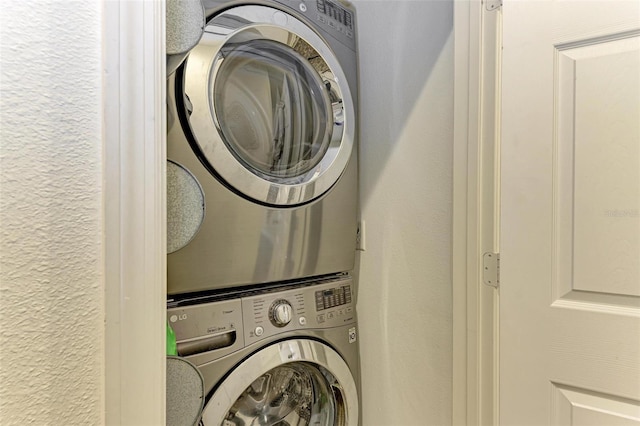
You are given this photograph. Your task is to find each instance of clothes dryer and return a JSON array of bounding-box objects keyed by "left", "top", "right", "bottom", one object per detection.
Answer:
[
  {"left": 167, "top": 0, "right": 359, "bottom": 295},
  {"left": 168, "top": 276, "right": 361, "bottom": 425}
]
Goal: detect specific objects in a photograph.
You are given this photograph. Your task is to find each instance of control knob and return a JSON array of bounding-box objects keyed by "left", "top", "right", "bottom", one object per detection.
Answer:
[{"left": 269, "top": 300, "right": 293, "bottom": 327}]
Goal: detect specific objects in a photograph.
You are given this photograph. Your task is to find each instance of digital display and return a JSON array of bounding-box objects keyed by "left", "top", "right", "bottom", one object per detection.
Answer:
[
  {"left": 315, "top": 285, "right": 352, "bottom": 311},
  {"left": 316, "top": 0, "right": 354, "bottom": 30}
]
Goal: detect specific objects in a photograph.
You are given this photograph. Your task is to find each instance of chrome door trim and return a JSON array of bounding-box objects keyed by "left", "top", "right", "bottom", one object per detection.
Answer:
[
  {"left": 200, "top": 339, "right": 359, "bottom": 425},
  {"left": 181, "top": 4, "right": 355, "bottom": 206}
]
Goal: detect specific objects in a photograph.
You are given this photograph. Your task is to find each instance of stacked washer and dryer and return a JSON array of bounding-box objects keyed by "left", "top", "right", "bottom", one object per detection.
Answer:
[{"left": 166, "top": 0, "right": 361, "bottom": 424}]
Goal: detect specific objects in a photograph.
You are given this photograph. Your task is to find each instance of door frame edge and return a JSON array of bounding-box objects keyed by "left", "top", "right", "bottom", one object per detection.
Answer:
[
  {"left": 453, "top": 0, "right": 501, "bottom": 424},
  {"left": 452, "top": 0, "right": 472, "bottom": 422},
  {"left": 104, "top": 1, "right": 167, "bottom": 423}
]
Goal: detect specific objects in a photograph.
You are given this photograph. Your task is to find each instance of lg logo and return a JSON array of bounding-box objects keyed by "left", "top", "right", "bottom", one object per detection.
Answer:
[{"left": 169, "top": 313, "right": 187, "bottom": 323}]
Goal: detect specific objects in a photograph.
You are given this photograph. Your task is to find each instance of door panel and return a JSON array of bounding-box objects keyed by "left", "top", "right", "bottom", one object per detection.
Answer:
[
  {"left": 500, "top": 1, "right": 640, "bottom": 424},
  {"left": 553, "top": 384, "right": 640, "bottom": 426},
  {"left": 556, "top": 35, "right": 640, "bottom": 299}
]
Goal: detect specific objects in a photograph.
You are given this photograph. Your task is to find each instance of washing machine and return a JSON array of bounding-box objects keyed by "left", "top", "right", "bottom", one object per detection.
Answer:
[
  {"left": 167, "top": 0, "right": 359, "bottom": 295},
  {"left": 167, "top": 275, "right": 361, "bottom": 425}
]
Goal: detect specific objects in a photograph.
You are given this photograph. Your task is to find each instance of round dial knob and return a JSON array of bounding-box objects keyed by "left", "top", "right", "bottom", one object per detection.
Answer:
[{"left": 269, "top": 300, "right": 293, "bottom": 327}]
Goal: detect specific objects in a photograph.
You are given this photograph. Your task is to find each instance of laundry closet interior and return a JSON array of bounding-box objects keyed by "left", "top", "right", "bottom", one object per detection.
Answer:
[{"left": 163, "top": 0, "right": 453, "bottom": 424}]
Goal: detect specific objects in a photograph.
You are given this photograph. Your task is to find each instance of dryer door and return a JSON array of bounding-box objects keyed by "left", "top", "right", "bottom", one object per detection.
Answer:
[
  {"left": 201, "top": 339, "right": 358, "bottom": 425},
  {"left": 179, "top": 5, "right": 354, "bottom": 207}
]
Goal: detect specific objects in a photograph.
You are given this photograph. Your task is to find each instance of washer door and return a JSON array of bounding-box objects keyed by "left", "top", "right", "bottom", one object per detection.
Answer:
[
  {"left": 201, "top": 339, "right": 358, "bottom": 425},
  {"left": 180, "top": 5, "right": 355, "bottom": 206}
]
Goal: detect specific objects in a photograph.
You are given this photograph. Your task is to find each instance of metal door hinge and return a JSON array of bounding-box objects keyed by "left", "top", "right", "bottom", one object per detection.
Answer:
[
  {"left": 485, "top": 0, "right": 502, "bottom": 11},
  {"left": 483, "top": 252, "right": 500, "bottom": 288}
]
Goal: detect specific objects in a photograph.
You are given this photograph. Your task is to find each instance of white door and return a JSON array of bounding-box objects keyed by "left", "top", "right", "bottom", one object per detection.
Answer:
[{"left": 500, "top": 0, "right": 640, "bottom": 424}]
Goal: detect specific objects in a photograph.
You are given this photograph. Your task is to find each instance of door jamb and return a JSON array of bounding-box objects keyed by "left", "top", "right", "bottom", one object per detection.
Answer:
[
  {"left": 104, "top": 1, "right": 167, "bottom": 423},
  {"left": 453, "top": 0, "right": 501, "bottom": 424},
  {"left": 100, "top": 0, "right": 504, "bottom": 421}
]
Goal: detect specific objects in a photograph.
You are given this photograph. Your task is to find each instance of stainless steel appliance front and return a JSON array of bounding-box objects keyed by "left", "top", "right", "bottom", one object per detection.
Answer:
[
  {"left": 167, "top": 276, "right": 361, "bottom": 425},
  {"left": 167, "top": 0, "right": 359, "bottom": 295}
]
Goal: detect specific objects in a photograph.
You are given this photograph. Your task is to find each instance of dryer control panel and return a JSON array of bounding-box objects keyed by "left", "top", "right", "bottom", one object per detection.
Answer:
[
  {"left": 271, "top": 0, "right": 356, "bottom": 45},
  {"left": 315, "top": 0, "right": 354, "bottom": 37}
]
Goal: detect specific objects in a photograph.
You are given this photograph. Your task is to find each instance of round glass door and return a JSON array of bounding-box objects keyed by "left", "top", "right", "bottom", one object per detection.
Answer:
[
  {"left": 214, "top": 39, "right": 332, "bottom": 180},
  {"left": 200, "top": 340, "right": 358, "bottom": 425},
  {"left": 224, "top": 363, "right": 336, "bottom": 424},
  {"left": 180, "top": 5, "right": 355, "bottom": 206}
]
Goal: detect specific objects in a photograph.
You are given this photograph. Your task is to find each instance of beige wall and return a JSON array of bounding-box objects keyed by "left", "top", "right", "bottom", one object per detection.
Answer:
[
  {"left": 0, "top": 1, "right": 104, "bottom": 424},
  {"left": 353, "top": 1, "right": 454, "bottom": 424}
]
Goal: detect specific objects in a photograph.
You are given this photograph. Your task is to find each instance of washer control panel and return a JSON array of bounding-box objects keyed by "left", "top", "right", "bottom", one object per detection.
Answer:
[
  {"left": 168, "top": 276, "right": 356, "bottom": 364},
  {"left": 168, "top": 298, "right": 244, "bottom": 366},
  {"left": 242, "top": 277, "right": 356, "bottom": 345},
  {"left": 269, "top": 299, "right": 294, "bottom": 327},
  {"left": 315, "top": 284, "right": 352, "bottom": 311}
]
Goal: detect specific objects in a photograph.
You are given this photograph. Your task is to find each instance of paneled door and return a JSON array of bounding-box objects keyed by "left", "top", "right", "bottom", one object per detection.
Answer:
[{"left": 500, "top": 0, "right": 640, "bottom": 424}]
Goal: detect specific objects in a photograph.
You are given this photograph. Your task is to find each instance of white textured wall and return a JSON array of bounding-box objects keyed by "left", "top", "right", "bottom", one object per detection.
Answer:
[
  {"left": 353, "top": 1, "right": 454, "bottom": 424},
  {"left": 0, "top": 1, "right": 104, "bottom": 424}
]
